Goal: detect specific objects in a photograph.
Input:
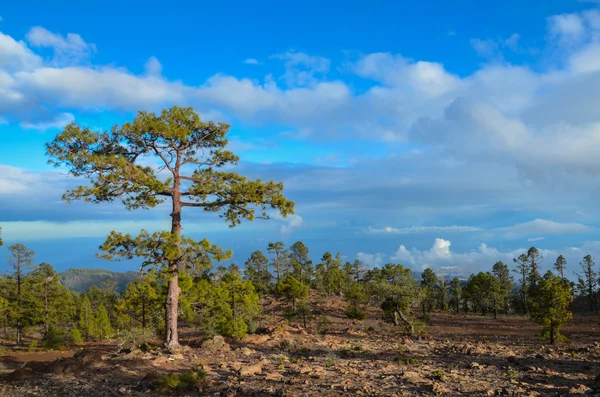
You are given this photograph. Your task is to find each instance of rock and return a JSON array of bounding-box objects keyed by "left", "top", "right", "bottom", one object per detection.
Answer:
[
  {"left": 201, "top": 335, "right": 230, "bottom": 352},
  {"left": 239, "top": 363, "right": 262, "bottom": 376},
  {"left": 152, "top": 356, "right": 169, "bottom": 366},
  {"left": 23, "top": 361, "right": 49, "bottom": 373},
  {"left": 139, "top": 371, "right": 160, "bottom": 385},
  {"left": 432, "top": 382, "right": 450, "bottom": 395},
  {"left": 74, "top": 349, "right": 106, "bottom": 363},
  {"left": 123, "top": 358, "right": 147, "bottom": 369},
  {"left": 569, "top": 384, "right": 591, "bottom": 394},
  {"left": 243, "top": 334, "right": 270, "bottom": 344},
  {"left": 470, "top": 362, "right": 482, "bottom": 369},
  {"left": 266, "top": 372, "right": 284, "bottom": 381},
  {"left": 240, "top": 347, "right": 255, "bottom": 356},
  {"left": 230, "top": 362, "right": 243, "bottom": 371},
  {"left": 6, "top": 367, "right": 33, "bottom": 382},
  {"left": 401, "top": 371, "right": 421, "bottom": 381},
  {"left": 299, "top": 366, "right": 312, "bottom": 374},
  {"left": 534, "top": 354, "right": 545, "bottom": 360},
  {"left": 169, "top": 353, "right": 185, "bottom": 360}
]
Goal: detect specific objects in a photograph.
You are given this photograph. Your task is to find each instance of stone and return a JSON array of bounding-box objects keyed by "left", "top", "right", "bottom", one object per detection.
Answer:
[
  {"left": 6, "top": 368, "right": 33, "bottom": 382},
  {"left": 243, "top": 334, "right": 270, "bottom": 344},
  {"left": 569, "top": 384, "right": 591, "bottom": 394},
  {"left": 240, "top": 347, "right": 255, "bottom": 356},
  {"left": 239, "top": 363, "right": 262, "bottom": 376},
  {"left": 266, "top": 372, "right": 284, "bottom": 381},
  {"left": 201, "top": 335, "right": 230, "bottom": 352}
]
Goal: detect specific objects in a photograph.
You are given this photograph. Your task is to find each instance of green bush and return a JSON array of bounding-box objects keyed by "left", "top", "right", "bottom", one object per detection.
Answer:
[
  {"left": 157, "top": 367, "right": 206, "bottom": 392},
  {"left": 344, "top": 306, "right": 366, "bottom": 320},
  {"left": 116, "top": 326, "right": 157, "bottom": 352},
  {"left": 317, "top": 315, "right": 331, "bottom": 334},
  {"left": 43, "top": 325, "right": 67, "bottom": 350},
  {"left": 68, "top": 328, "right": 84, "bottom": 345}
]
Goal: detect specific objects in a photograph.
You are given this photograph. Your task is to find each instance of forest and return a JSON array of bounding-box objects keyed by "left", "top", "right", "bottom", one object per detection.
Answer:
[{"left": 0, "top": 237, "right": 592, "bottom": 350}]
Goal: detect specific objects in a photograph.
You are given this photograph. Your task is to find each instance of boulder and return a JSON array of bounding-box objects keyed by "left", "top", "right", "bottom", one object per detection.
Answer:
[
  {"left": 239, "top": 363, "right": 262, "bottom": 376},
  {"left": 201, "top": 335, "right": 230, "bottom": 352}
]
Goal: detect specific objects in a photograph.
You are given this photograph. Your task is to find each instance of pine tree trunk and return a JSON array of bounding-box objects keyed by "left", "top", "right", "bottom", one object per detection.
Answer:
[
  {"left": 44, "top": 282, "right": 49, "bottom": 334},
  {"left": 16, "top": 263, "right": 22, "bottom": 346},
  {"left": 164, "top": 192, "right": 182, "bottom": 348},
  {"left": 395, "top": 308, "right": 414, "bottom": 334}
]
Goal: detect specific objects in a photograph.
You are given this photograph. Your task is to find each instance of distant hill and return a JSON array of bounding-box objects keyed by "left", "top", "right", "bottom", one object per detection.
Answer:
[{"left": 59, "top": 268, "right": 139, "bottom": 293}]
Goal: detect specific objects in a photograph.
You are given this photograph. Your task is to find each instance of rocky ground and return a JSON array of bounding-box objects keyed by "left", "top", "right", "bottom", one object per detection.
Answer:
[{"left": 2, "top": 300, "right": 600, "bottom": 396}]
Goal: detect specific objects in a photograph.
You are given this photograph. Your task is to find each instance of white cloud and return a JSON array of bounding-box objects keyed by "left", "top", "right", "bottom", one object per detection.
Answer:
[
  {"left": 496, "top": 219, "right": 594, "bottom": 236},
  {"left": 0, "top": 32, "right": 41, "bottom": 72},
  {"left": 368, "top": 225, "right": 482, "bottom": 234},
  {"left": 0, "top": 219, "right": 231, "bottom": 241},
  {"left": 356, "top": 252, "right": 385, "bottom": 267},
  {"left": 20, "top": 112, "right": 74, "bottom": 130},
  {"left": 271, "top": 51, "right": 330, "bottom": 87},
  {"left": 528, "top": 237, "right": 546, "bottom": 242},
  {"left": 243, "top": 58, "right": 260, "bottom": 65},
  {"left": 26, "top": 26, "right": 96, "bottom": 64},
  {"left": 280, "top": 214, "right": 303, "bottom": 234},
  {"left": 548, "top": 13, "right": 586, "bottom": 44},
  {"left": 470, "top": 38, "right": 499, "bottom": 58},
  {"left": 144, "top": 56, "right": 162, "bottom": 76}
]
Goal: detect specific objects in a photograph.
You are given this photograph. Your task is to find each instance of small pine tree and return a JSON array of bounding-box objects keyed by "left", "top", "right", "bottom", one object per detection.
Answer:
[
  {"left": 95, "top": 305, "right": 113, "bottom": 340},
  {"left": 78, "top": 296, "right": 95, "bottom": 340},
  {"left": 527, "top": 271, "right": 573, "bottom": 344},
  {"left": 68, "top": 327, "right": 83, "bottom": 345}
]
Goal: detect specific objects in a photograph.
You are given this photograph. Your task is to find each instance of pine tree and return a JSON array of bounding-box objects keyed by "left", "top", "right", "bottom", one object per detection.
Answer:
[
  {"left": 244, "top": 250, "right": 272, "bottom": 295},
  {"left": 578, "top": 255, "right": 597, "bottom": 312},
  {"left": 119, "top": 272, "right": 162, "bottom": 329},
  {"left": 29, "top": 263, "right": 75, "bottom": 333},
  {"left": 78, "top": 295, "right": 95, "bottom": 340},
  {"left": 6, "top": 243, "right": 36, "bottom": 345},
  {"left": 421, "top": 268, "right": 438, "bottom": 315},
  {"left": 289, "top": 241, "right": 313, "bottom": 286},
  {"left": 47, "top": 106, "right": 294, "bottom": 347},
  {"left": 554, "top": 255, "right": 567, "bottom": 280},
  {"left": 267, "top": 242, "right": 289, "bottom": 284},
  {"left": 449, "top": 277, "right": 462, "bottom": 313},
  {"left": 527, "top": 247, "right": 543, "bottom": 291},
  {"left": 275, "top": 274, "right": 308, "bottom": 313},
  {"left": 527, "top": 271, "right": 573, "bottom": 344},
  {"left": 492, "top": 261, "right": 513, "bottom": 314},
  {"left": 513, "top": 253, "right": 530, "bottom": 314},
  {"left": 220, "top": 265, "right": 260, "bottom": 338},
  {"left": 375, "top": 264, "right": 419, "bottom": 333},
  {"left": 95, "top": 305, "right": 113, "bottom": 340}
]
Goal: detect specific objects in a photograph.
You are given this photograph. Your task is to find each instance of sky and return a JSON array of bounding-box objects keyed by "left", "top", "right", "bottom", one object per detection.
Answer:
[{"left": 2, "top": 0, "right": 600, "bottom": 277}]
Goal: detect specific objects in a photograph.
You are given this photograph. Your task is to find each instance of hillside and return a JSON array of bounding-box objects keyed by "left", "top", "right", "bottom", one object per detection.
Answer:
[{"left": 59, "top": 268, "right": 139, "bottom": 293}]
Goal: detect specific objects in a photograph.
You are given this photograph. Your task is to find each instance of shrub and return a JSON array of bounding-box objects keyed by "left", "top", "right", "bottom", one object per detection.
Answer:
[
  {"left": 432, "top": 369, "right": 446, "bottom": 381},
  {"left": 344, "top": 306, "right": 366, "bottom": 320},
  {"left": 158, "top": 367, "right": 206, "bottom": 392},
  {"left": 68, "top": 328, "right": 83, "bottom": 345},
  {"left": 116, "top": 326, "right": 157, "bottom": 352},
  {"left": 28, "top": 340, "right": 38, "bottom": 352},
  {"left": 317, "top": 315, "right": 331, "bottom": 334},
  {"left": 43, "top": 325, "right": 67, "bottom": 350},
  {"left": 397, "top": 357, "right": 419, "bottom": 365}
]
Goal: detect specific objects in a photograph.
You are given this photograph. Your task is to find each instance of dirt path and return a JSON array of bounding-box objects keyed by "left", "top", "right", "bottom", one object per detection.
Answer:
[{"left": 1, "top": 350, "right": 76, "bottom": 364}]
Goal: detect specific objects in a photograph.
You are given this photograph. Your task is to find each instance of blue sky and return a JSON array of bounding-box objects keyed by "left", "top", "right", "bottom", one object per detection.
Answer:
[{"left": 2, "top": 0, "right": 600, "bottom": 276}]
